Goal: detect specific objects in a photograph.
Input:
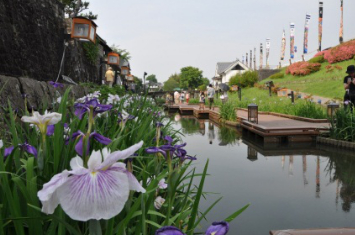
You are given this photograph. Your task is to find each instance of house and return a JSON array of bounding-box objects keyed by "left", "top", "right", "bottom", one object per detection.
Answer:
[{"left": 214, "top": 60, "right": 250, "bottom": 85}]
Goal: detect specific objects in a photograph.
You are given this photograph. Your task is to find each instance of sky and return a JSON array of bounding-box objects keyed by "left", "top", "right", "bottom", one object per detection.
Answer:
[{"left": 88, "top": 0, "right": 355, "bottom": 83}]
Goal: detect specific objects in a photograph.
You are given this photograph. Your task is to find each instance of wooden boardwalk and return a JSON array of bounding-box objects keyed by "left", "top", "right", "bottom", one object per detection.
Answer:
[{"left": 166, "top": 104, "right": 330, "bottom": 143}]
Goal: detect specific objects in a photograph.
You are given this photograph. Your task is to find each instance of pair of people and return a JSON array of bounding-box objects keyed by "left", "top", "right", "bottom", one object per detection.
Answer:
[
  {"left": 344, "top": 65, "right": 355, "bottom": 108},
  {"left": 199, "top": 84, "right": 216, "bottom": 110}
]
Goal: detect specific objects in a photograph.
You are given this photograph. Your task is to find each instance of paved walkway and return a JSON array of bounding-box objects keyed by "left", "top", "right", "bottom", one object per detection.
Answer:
[{"left": 168, "top": 104, "right": 329, "bottom": 131}]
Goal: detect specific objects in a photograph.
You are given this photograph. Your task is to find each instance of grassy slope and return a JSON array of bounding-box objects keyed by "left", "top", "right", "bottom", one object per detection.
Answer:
[{"left": 260, "top": 59, "right": 355, "bottom": 100}]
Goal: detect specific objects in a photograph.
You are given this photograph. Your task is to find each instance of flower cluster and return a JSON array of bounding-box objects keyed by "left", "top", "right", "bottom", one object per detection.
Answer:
[
  {"left": 155, "top": 221, "right": 229, "bottom": 235},
  {"left": 286, "top": 61, "right": 321, "bottom": 76},
  {"left": 323, "top": 40, "right": 355, "bottom": 64}
]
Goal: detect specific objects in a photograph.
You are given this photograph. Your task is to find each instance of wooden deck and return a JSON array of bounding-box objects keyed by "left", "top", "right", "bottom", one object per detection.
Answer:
[
  {"left": 166, "top": 104, "right": 330, "bottom": 143},
  {"left": 270, "top": 228, "right": 355, "bottom": 235}
]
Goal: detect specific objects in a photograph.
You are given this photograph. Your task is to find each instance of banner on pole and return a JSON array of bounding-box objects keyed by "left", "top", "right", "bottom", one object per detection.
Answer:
[
  {"left": 260, "top": 43, "right": 263, "bottom": 69},
  {"left": 280, "top": 30, "right": 286, "bottom": 61},
  {"left": 253, "top": 47, "right": 256, "bottom": 70},
  {"left": 318, "top": 2, "right": 323, "bottom": 51},
  {"left": 339, "top": 0, "right": 343, "bottom": 44},
  {"left": 304, "top": 14, "right": 311, "bottom": 54},
  {"left": 250, "top": 50, "right": 252, "bottom": 68},
  {"left": 242, "top": 55, "right": 245, "bottom": 65},
  {"left": 246, "top": 53, "right": 248, "bottom": 66},
  {"left": 290, "top": 23, "right": 295, "bottom": 59},
  {"left": 266, "top": 38, "right": 271, "bottom": 68}
]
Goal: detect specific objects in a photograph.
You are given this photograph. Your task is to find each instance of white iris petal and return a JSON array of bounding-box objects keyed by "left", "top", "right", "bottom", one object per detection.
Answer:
[{"left": 37, "top": 142, "right": 145, "bottom": 221}]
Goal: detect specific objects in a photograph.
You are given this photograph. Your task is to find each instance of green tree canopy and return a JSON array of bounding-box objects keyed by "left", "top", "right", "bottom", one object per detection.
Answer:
[
  {"left": 179, "top": 66, "right": 204, "bottom": 89},
  {"left": 146, "top": 74, "right": 158, "bottom": 84},
  {"left": 110, "top": 44, "right": 131, "bottom": 61},
  {"left": 133, "top": 76, "right": 143, "bottom": 92},
  {"left": 163, "top": 73, "right": 180, "bottom": 91}
]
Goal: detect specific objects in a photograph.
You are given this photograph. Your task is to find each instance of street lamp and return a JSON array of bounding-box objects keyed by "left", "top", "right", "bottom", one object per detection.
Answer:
[
  {"left": 71, "top": 17, "right": 97, "bottom": 43},
  {"left": 327, "top": 103, "right": 340, "bottom": 120},
  {"left": 248, "top": 103, "right": 258, "bottom": 124},
  {"left": 143, "top": 72, "right": 148, "bottom": 93},
  {"left": 265, "top": 81, "right": 274, "bottom": 97},
  {"left": 107, "top": 52, "right": 120, "bottom": 66}
]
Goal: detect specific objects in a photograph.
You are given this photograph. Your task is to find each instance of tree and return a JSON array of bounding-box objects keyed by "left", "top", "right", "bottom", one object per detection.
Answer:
[
  {"left": 146, "top": 74, "right": 158, "bottom": 84},
  {"left": 202, "top": 77, "right": 210, "bottom": 86},
  {"left": 133, "top": 76, "right": 143, "bottom": 92},
  {"left": 163, "top": 73, "right": 180, "bottom": 91},
  {"left": 179, "top": 66, "right": 204, "bottom": 90},
  {"left": 110, "top": 44, "right": 131, "bottom": 61},
  {"left": 61, "top": 0, "right": 98, "bottom": 19}
]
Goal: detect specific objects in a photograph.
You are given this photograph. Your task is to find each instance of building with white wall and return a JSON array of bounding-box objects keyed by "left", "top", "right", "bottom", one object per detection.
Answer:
[{"left": 213, "top": 60, "right": 250, "bottom": 85}]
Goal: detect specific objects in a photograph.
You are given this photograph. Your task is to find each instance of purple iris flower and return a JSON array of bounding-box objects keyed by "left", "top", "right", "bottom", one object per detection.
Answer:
[
  {"left": 145, "top": 145, "right": 175, "bottom": 158},
  {"left": 156, "top": 122, "right": 164, "bottom": 127},
  {"left": 155, "top": 226, "right": 186, "bottom": 235},
  {"left": 74, "top": 98, "right": 112, "bottom": 120},
  {"left": 4, "top": 142, "right": 38, "bottom": 157},
  {"left": 205, "top": 221, "right": 229, "bottom": 235},
  {"left": 47, "top": 125, "right": 55, "bottom": 136},
  {"left": 69, "top": 131, "right": 112, "bottom": 156},
  {"left": 49, "top": 81, "right": 64, "bottom": 88}
]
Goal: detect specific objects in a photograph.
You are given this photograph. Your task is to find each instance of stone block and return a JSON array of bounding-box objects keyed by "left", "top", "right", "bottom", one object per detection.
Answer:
[{"left": 0, "top": 75, "right": 24, "bottom": 111}]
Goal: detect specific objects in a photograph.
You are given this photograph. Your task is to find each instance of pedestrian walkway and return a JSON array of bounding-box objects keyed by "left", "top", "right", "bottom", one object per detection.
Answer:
[{"left": 166, "top": 104, "right": 329, "bottom": 143}]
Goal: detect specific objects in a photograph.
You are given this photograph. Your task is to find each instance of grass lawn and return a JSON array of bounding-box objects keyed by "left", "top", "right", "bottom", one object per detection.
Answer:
[
  {"left": 260, "top": 59, "right": 355, "bottom": 100},
  {"left": 217, "top": 87, "right": 327, "bottom": 119}
]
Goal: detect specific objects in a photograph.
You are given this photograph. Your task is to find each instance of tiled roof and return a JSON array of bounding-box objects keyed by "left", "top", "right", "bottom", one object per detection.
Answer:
[{"left": 217, "top": 62, "right": 234, "bottom": 74}]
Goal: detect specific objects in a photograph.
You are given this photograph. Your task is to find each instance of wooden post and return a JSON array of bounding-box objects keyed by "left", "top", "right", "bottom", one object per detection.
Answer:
[
  {"left": 289, "top": 59, "right": 292, "bottom": 65},
  {"left": 302, "top": 54, "right": 305, "bottom": 61}
]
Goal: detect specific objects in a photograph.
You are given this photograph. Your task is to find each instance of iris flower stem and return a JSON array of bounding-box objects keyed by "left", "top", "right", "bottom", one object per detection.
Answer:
[
  {"left": 84, "top": 106, "right": 95, "bottom": 167},
  {"left": 38, "top": 132, "right": 47, "bottom": 172},
  {"left": 89, "top": 219, "right": 102, "bottom": 235}
]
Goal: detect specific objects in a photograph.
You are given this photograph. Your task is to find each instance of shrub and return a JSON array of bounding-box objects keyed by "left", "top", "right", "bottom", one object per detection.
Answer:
[
  {"left": 268, "top": 72, "right": 284, "bottom": 79},
  {"left": 292, "top": 100, "right": 326, "bottom": 119},
  {"left": 188, "top": 98, "right": 199, "bottom": 104},
  {"left": 323, "top": 39, "right": 355, "bottom": 64},
  {"left": 286, "top": 61, "right": 321, "bottom": 76},
  {"left": 309, "top": 55, "right": 325, "bottom": 64},
  {"left": 219, "top": 101, "right": 237, "bottom": 121},
  {"left": 329, "top": 108, "right": 355, "bottom": 141},
  {"left": 229, "top": 71, "right": 258, "bottom": 88}
]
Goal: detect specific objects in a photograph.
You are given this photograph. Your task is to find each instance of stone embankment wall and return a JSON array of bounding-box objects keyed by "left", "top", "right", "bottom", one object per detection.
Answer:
[
  {"left": 0, "top": 0, "right": 106, "bottom": 111},
  {"left": 0, "top": 74, "right": 89, "bottom": 111},
  {"left": 0, "top": 0, "right": 65, "bottom": 81},
  {"left": 258, "top": 69, "right": 281, "bottom": 81}
]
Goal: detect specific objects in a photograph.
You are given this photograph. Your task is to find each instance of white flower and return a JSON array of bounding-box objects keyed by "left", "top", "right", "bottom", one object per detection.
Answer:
[
  {"left": 158, "top": 179, "right": 168, "bottom": 189},
  {"left": 37, "top": 142, "right": 145, "bottom": 221},
  {"left": 107, "top": 94, "right": 121, "bottom": 105},
  {"left": 21, "top": 111, "right": 62, "bottom": 134},
  {"left": 0, "top": 140, "right": 3, "bottom": 149},
  {"left": 154, "top": 196, "right": 165, "bottom": 210},
  {"left": 56, "top": 96, "right": 62, "bottom": 103}
]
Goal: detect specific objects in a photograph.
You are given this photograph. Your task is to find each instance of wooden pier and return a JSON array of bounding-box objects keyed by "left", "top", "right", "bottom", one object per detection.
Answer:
[{"left": 166, "top": 104, "right": 329, "bottom": 143}]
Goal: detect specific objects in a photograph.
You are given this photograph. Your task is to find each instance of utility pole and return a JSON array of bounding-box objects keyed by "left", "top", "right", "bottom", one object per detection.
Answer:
[{"left": 143, "top": 72, "right": 147, "bottom": 94}]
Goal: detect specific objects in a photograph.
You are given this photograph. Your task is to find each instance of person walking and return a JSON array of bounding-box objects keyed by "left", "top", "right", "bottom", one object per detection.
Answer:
[
  {"left": 105, "top": 67, "right": 115, "bottom": 88},
  {"left": 344, "top": 65, "right": 355, "bottom": 109},
  {"left": 207, "top": 84, "right": 215, "bottom": 110},
  {"left": 199, "top": 91, "right": 205, "bottom": 110},
  {"left": 174, "top": 91, "right": 180, "bottom": 105},
  {"left": 186, "top": 92, "right": 190, "bottom": 104},
  {"left": 180, "top": 92, "right": 185, "bottom": 104}
]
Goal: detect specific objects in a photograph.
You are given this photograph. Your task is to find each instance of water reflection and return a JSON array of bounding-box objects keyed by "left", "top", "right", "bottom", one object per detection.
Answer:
[
  {"left": 175, "top": 115, "right": 241, "bottom": 146},
  {"left": 327, "top": 153, "right": 355, "bottom": 212},
  {"left": 173, "top": 115, "right": 355, "bottom": 215}
]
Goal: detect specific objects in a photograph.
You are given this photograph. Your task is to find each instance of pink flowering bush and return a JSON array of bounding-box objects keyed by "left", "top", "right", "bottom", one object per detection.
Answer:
[
  {"left": 286, "top": 62, "right": 321, "bottom": 76},
  {"left": 322, "top": 40, "right": 355, "bottom": 64}
]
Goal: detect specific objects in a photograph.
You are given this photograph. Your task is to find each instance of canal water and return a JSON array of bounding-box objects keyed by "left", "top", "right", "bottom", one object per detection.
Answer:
[{"left": 170, "top": 114, "right": 355, "bottom": 235}]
